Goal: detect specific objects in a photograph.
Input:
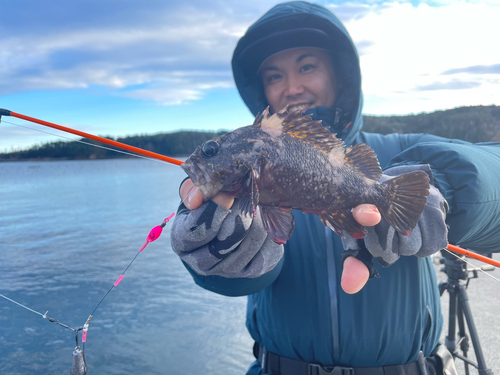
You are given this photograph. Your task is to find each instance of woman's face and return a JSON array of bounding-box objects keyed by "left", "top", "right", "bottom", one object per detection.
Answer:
[{"left": 260, "top": 47, "right": 340, "bottom": 113}]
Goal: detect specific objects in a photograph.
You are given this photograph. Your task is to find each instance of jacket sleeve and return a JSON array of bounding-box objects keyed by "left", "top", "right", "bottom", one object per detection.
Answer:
[
  {"left": 170, "top": 198, "right": 284, "bottom": 296},
  {"left": 341, "top": 164, "right": 448, "bottom": 267},
  {"left": 387, "top": 142, "right": 500, "bottom": 254}
]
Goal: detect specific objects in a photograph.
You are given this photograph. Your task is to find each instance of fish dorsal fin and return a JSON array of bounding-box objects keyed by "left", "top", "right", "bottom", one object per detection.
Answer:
[
  {"left": 255, "top": 106, "right": 284, "bottom": 137},
  {"left": 252, "top": 110, "right": 263, "bottom": 127},
  {"left": 344, "top": 143, "right": 382, "bottom": 181},
  {"left": 258, "top": 106, "right": 344, "bottom": 153}
]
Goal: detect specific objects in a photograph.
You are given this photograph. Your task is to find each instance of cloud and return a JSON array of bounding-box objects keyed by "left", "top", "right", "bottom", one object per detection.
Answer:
[
  {"left": 120, "top": 77, "right": 234, "bottom": 106},
  {"left": 420, "top": 0, "right": 500, "bottom": 5},
  {"left": 341, "top": 2, "right": 500, "bottom": 103},
  {"left": 442, "top": 63, "right": 500, "bottom": 75},
  {"left": 326, "top": 3, "right": 374, "bottom": 22},
  {"left": 414, "top": 80, "right": 482, "bottom": 91},
  {"left": 0, "top": 0, "right": 267, "bottom": 103},
  {"left": 354, "top": 40, "right": 376, "bottom": 56}
]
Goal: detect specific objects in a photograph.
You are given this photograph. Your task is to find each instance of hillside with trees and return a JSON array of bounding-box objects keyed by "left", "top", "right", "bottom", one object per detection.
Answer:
[
  {"left": 1, "top": 105, "right": 499, "bottom": 161},
  {"left": 0, "top": 130, "right": 226, "bottom": 161},
  {"left": 362, "top": 105, "right": 500, "bottom": 143}
]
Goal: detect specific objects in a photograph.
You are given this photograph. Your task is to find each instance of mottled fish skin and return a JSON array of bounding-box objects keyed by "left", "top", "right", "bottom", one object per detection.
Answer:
[
  {"left": 70, "top": 346, "right": 87, "bottom": 375},
  {"left": 182, "top": 107, "right": 430, "bottom": 244}
]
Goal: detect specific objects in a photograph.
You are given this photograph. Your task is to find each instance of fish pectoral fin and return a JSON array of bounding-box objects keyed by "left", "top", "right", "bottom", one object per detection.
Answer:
[
  {"left": 260, "top": 206, "right": 295, "bottom": 245},
  {"left": 344, "top": 143, "right": 382, "bottom": 181},
  {"left": 239, "top": 196, "right": 255, "bottom": 217},
  {"left": 239, "top": 167, "right": 261, "bottom": 218},
  {"left": 250, "top": 168, "right": 260, "bottom": 216},
  {"left": 318, "top": 210, "right": 367, "bottom": 239}
]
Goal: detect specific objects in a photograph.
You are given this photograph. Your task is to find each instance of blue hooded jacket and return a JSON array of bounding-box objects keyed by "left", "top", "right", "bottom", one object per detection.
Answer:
[
  {"left": 232, "top": 1, "right": 500, "bottom": 369},
  {"left": 175, "top": 1, "right": 500, "bottom": 371}
]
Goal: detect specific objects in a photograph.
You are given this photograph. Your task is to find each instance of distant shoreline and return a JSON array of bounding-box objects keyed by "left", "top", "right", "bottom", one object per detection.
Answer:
[{"left": 2, "top": 105, "right": 499, "bottom": 161}]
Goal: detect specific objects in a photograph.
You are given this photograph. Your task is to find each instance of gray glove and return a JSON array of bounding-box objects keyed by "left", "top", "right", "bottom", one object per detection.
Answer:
[{"left": 171, "top": 199, "right": 283, "bottom": 278}]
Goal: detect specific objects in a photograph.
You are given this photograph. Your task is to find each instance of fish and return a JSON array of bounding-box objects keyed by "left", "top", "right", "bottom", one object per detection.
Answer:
[
  {"left": 181, "top": 106, "right": 430, "bottom": 245},
  {"left": 70, "top": 346, "right": 87, "bottom": 375}
]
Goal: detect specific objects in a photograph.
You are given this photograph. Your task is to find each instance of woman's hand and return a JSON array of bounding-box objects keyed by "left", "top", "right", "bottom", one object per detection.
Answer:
[{"left": 341, "top": 204, "right": 381, "bottom": 294}]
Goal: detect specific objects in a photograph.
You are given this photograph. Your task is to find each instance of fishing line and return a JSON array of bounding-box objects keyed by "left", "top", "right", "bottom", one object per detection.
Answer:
[
  {"left": 90, "top": 214, "right": 175, "bottom": 318},
  {"left": 0, "top": 293, "right": 48, "bottom": 317},
  {"left": 443, "top": 249, "right": 500, "bottom": 283},
  {"left": 1, "top": 119, "right": 168, "bottom": 165},
  {"left": 0, "top": 293, "right": 80, "bottom": 333},
  {"left": 80, "top": 214, "right": 175, "bottom": 353}
]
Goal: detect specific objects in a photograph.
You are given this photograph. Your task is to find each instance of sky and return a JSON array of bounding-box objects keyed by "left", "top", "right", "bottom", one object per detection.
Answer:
[{"left": 1, "top": 0, "right": 499, "bottom": 152}]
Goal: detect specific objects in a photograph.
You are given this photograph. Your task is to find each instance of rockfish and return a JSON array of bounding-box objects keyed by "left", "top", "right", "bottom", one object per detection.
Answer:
[{"left": 181, "top": 107, "right": 430, "bottom": 244}]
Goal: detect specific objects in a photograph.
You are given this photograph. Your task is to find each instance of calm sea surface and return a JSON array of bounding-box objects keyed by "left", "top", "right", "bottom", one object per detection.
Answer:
[
  {"left": 1, "top": 159, "right": 499, "bottom": 375},
  {"left": 0, "top": 159, "right": 254, "bottom": 375}
]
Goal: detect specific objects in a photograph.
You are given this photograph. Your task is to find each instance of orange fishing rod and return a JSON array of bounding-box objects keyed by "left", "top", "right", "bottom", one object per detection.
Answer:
[
  {"left": 0, "top": 108, "right": 184, "bottom": 166},
  {"left": 447, "top": 244, "right": 500, "bottom": 269}
]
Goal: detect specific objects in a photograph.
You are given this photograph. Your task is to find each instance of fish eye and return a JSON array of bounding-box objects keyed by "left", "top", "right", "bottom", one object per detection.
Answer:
[{"left": 201, "top": 140, "right": 219, "bottom": 158}]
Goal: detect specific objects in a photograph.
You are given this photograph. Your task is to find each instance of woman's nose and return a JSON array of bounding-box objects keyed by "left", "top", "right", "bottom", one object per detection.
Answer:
[{"left": 284, "top": 74, "right": 305, "bottom": 97}]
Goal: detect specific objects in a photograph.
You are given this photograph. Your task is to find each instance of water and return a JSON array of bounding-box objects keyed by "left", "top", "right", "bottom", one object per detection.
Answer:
[
  {"left": 1, "top": 159, "right": 499, "bottom": 374},
  {"left": 0, "top": 159, "right": 254, "bottom": 375}
]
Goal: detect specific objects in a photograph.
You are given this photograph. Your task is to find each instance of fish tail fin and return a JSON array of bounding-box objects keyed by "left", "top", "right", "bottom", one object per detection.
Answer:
[{"left": 378, "top": 171, "right": 430, "bottom": 236}]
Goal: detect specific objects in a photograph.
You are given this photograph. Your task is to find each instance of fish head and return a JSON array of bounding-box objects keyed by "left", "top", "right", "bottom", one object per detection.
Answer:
[{"left": 182, "top": 126, "right": 264, "bottom": 201}]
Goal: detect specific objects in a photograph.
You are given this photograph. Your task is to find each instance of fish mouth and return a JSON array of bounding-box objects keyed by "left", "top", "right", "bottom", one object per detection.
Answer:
[{"left": 181, "top": 159, "right": 223, "bottom": 201}]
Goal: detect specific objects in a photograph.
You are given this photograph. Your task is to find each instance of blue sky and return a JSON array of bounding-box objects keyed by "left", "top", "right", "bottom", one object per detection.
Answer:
[{"left": 1, "top": 0, "right": 499, "bottom": 152}]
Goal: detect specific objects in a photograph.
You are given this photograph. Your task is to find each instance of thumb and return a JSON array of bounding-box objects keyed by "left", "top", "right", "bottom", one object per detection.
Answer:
[
  {"left": 341, "top": 256, "right": 370, "bottom": 294},
  {"left": 180, "top": 179, "right": 203, "bottom": 210}
]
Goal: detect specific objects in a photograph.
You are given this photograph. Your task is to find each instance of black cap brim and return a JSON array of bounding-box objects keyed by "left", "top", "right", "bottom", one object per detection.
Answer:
[{"left": 236, "top": 28, "right": 332, "bottom": 78}]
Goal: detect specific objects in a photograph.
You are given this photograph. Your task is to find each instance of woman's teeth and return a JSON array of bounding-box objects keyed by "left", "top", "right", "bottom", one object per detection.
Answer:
[{"left": 288, "top": 104, "right": 310, "bottom": 112}]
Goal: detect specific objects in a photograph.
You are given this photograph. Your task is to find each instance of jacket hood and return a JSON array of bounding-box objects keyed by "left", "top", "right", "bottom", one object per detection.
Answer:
[{"left": 232, "top": 1, "right": 364, "bottom": 145}]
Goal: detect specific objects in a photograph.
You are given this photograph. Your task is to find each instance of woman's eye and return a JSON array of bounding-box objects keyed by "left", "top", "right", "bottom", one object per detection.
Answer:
[
  {"left": 201, "top": 140, "right": 219, "bottom": 158},
  {"left": 300, "top": 64, "right": 315, "bottom": 73},
  {"left": 265, "top": 73, "right": 281, "bottom": 84}
]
